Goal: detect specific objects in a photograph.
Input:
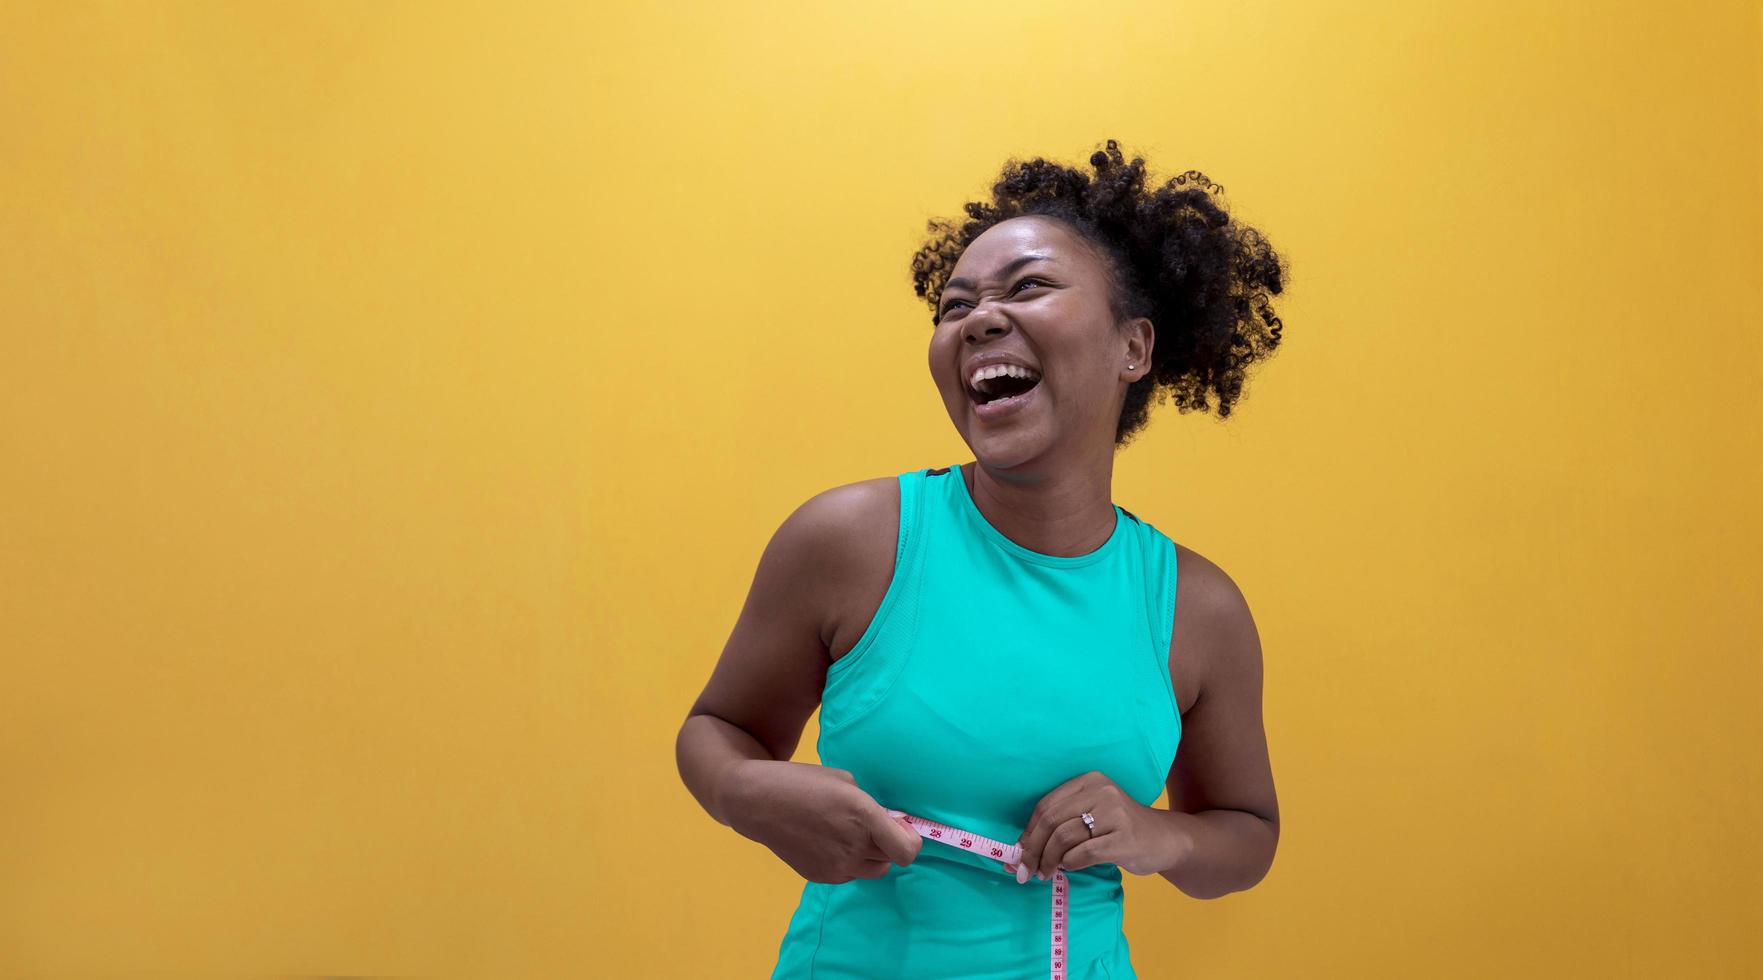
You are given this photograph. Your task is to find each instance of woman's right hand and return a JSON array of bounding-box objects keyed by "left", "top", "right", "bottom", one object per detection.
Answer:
[{"left": 725, "top": 759, "right": 922, "bottom": 884}]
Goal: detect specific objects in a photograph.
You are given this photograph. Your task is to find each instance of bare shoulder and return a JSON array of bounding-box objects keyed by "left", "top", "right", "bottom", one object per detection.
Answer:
[
  {"left": 1163, "top": 539, "right": 1277, "bottom": 842},
  {"left": 681, "top": 473, "right": 900, "bottom": 763},
  {"left": 792, "top": 475, "right": 902, "bottom": 660},
  {"left": 792, "top": 474, "right": 899, "bottom": 538},
  {"left": 1169, "top": 541, "right": 1261, "bottom": 716},
  {"left": 749, "top": 474, "right": 902, "bottom": 654}
]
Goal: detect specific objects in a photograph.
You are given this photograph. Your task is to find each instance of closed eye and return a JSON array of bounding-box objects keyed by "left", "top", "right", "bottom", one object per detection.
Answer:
[{"left": 937, "top": 277, "right": 1050, "bottom": 321}]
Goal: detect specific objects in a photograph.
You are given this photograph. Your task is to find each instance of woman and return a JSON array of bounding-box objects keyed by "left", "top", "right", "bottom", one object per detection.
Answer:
[{"left": 676, "top": 138, "right": 1287, "bottom": 979}]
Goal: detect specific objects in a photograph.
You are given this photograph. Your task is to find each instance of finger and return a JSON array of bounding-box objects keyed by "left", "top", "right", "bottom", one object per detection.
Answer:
[
  {"left": 1021, "top": 796, "right": 1090, "bottom": 879},
  {"left": 854, "top": 856, "right": 897, "bottom": 879},
  {"left": 1038, "top": 816, "right": 1088, "bottom": 879},
  {"left": 866, "top": 806, "right": 922, "bottom": 866},
  {"left": 1047, "top": 812, "right": 1111, "bottom": 878},
  {"left": 1018, "top": 773, "right": 1091, "bottom": 846},
  {"left": 1017, "top": 774, "right": 1100, "bottom": 872},
  {"left": 1057, "top": 837, "right": 1103, "bottom": 874},
  {"left": 1021, "top": 811, "right": 1070, "bottom": 881}
]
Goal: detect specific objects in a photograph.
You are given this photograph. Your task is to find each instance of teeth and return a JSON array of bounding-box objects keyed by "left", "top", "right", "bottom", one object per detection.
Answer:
[{"left": 968, "top": 363, "right": 1041, "bottom": 390}]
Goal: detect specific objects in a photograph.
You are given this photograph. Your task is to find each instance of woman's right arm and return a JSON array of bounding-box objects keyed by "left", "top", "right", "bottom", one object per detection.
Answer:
[
  {"left": 675, "top": 480, "right": 919, "bottom": 883},
  {"left": 676, "top": 487, "right": 848, "bottom": 828}
]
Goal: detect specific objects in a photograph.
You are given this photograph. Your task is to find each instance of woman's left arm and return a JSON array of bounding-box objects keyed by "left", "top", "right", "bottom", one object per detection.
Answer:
[
  {"left": 1013, "top": 556, "right": 1280, "bottom": 897},
  {"left": 1152, "top": 558, "right": 1280, "bottom": 899}
]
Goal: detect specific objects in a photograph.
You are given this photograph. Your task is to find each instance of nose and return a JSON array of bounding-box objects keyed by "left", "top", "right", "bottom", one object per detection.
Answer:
[{"left": 962, "top": 300, "right": 1012, "bottom": 343}]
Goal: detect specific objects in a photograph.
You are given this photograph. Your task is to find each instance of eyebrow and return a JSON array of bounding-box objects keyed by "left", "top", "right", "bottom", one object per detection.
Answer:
[{"left": 943, "top": 253, "right": 1054, "bottom": 295}]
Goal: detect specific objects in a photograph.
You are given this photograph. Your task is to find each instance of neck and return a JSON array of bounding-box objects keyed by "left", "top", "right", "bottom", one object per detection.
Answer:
[{"left": 962, "top": 459, "right": 1116, "bottom": 558}]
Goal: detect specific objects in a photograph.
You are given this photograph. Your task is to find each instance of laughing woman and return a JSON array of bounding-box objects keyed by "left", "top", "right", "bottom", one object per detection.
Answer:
[{"left": 678, "top": 138, "right": 1288, "bottom": 979}]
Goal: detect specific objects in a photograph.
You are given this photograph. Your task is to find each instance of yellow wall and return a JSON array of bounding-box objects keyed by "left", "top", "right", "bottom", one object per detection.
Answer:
[{"left": 3, "top": 1, "right": 1759, "bottom": 976}]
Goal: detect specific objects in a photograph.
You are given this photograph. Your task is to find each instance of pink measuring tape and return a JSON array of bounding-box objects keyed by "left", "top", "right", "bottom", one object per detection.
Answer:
[{"left": 884, "top": 808, "right": 1072, "bottom": 980}]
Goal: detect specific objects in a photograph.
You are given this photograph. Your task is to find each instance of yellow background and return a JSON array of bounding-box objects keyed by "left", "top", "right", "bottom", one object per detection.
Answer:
[{"left": 3, "top": 1, "right": 1760, "bottom": 976}]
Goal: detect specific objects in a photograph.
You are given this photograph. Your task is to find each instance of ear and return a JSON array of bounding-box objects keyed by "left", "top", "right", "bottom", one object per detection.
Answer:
[{"left": 1123, "top": 316, "right": 1154, "bottom": 380}]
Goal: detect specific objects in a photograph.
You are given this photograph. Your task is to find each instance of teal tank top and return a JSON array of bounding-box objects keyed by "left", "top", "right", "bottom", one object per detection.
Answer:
[{"left": 769, "top": 463, "right": 1182, "bottom": 980}]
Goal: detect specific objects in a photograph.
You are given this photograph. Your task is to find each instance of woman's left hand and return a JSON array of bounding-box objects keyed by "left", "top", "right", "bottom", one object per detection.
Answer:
[{"left": 1006, "top": 770, "right": 1192, "bottom": 880}]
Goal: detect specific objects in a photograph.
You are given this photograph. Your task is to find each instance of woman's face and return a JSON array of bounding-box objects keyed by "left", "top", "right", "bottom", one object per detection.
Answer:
[{"left": 928, "top": 215, "right": 1151, "bottom": 471}]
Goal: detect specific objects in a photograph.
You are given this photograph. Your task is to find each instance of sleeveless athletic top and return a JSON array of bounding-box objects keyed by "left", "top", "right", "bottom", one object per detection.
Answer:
[{"left": 768, "top": 463, "right": 1182, "bottom": 980}]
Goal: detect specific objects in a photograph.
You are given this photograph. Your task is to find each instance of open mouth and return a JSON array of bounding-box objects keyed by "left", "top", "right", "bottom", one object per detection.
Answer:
[{"left": 967, "top": 371, "right": 1042, "bottom": 406}]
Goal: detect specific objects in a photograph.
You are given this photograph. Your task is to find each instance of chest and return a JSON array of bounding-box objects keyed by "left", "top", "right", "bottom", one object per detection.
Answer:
[{"left": 819, "top": 534, "right": 1179, "bottom": 839}]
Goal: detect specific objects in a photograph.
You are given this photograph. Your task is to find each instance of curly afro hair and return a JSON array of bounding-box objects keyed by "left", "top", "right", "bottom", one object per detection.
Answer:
[{"left": 910, "top": 138, "right": 1289, "bottom": 447}]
